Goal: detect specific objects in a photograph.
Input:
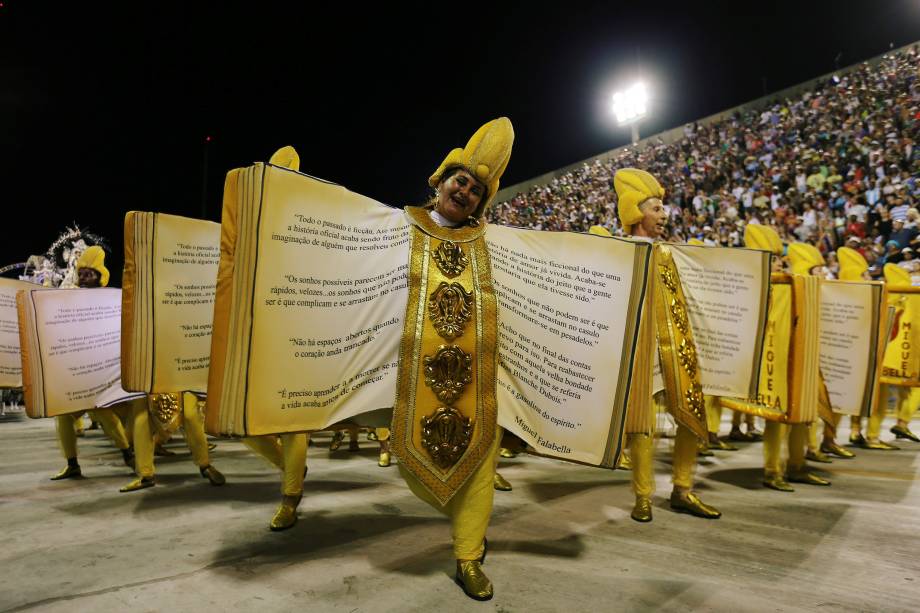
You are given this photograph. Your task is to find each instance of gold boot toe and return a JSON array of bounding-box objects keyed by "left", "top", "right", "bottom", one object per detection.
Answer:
[
  {"left": 788, "top": 471, "right": 831, "bottom": 486},
  {"left": 891, "top": 425, "right": 920, "bottom": 442},
  {"left": 670, "top": 491, "right": 721, "bottom": 519},
  {"left": 378, "top": 451, "right": 391, "bottom": 467},
  {"left": 805, "top": 449, "right": 833, "bottom": 463},
  {"left": 763, "top": 475, "right": 795, "bottom": 492},
  {"left": 820, "top": 442, "right": 855, "bottom": 459},
  {"left": 631, "top": 496, "right": 653, "bottom": 522},
  {"left": 200, "top": 465, "right": 226, "bottom": 486},
  {"left": 120, "top": 476, "right": 156, "bottom": 492},
  {"left": 493, "top": 473, "right": 512, "bottom": 491},
  {"left": 50, "top": 464, "right": 82, "bottom": 480},
  {"left": 455, "top": 560, "right": 493, "bottom": 601},
  {"left": 270, "top": 494, "right": 302, "bottom": 531}
]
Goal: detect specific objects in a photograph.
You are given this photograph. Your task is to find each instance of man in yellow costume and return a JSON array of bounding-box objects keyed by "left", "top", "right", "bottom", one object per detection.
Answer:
[
  {"left": 119, "top": 392, "right": 226, "bottom": 492},
  {"left": 744, "top": 230, "right": 830, "bottom": 490},
  {"left": 390, "top": 118, "right": 512, "bottom": 600},
  {"left": 852, "top": 263, "right": 920, "bottom": 449},
  {"left": 591, "top": 168, "right": 720, "bottom": 522},
  {"left": 787, "top": 243, "right": 856, "bottom": 463},
  {"left": 50, "top": 246, "right": 136, "bottom": 480}
]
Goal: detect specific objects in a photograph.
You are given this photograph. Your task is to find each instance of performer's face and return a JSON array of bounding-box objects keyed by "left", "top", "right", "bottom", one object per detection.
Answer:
[
  {"left": 435, "top": 169, "right": 485, "bottom": 223},
  {"left": 634, "top": 197, "right": 667, "bottom": 239},
  {"left": 771, "top": 255, "right": 785, "bottom": 272},
  {"left": 77, "top": 268, "right": 101, "bottom": 288}
]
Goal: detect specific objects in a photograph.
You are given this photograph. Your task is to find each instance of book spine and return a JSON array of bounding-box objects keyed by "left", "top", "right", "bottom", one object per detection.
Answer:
[{"left": 16, "top": 291, "right": 42, "bottom": 418}]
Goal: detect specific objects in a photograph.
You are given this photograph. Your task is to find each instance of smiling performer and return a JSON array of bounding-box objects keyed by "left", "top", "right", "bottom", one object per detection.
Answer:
[
  {"left": 591, "top": 168, "right": 719, "bottom": 522},
  {"left": 390, "top": 118, "right": 512, "bottom": 601}
]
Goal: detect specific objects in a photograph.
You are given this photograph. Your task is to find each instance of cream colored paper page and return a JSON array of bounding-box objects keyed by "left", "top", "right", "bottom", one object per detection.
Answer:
[
  {"left": 244, "top": 168, "right": 410, "bottom": 435},
  {"left": 0, "top": 279, "right": 39, "bottom": 388},
  {"left": 488, "top": 226, "right": 647, "bottom": 467},
  {"left": 25, "top": 288, "right": 141, "bottom": 417},
  {"left": 669, "top": 244, "right": 770, "bottom": 397},
  {"left": 819, "top": 280, "right": 880, "bottom": 415},
  {"left": 151, "top": 214, "right": 220, "bottom": 392}
]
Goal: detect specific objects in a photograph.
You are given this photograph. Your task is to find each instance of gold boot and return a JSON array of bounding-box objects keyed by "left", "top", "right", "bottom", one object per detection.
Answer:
[
  {"left": 820, "top": 441, "right": 855, "bottom": 459},
  {"left": 616, "top": 451, "right": 632, "bottom": 470},
  {"left": 378, "top": 451, "right": 391, "bottom": 467},
  {"left": 200, "top": 465, "right": 226, "bottom": 486},
  {"left": 270, "top": 494, "right": 302, "bottom": 531},
  {"left": 806, "top": 449, "right": 833, "bottom": 463},
  {"left": 850, "top": 432, "right": 869, "bottom": 448},
  {"left": 864, "top": 439, "right": 900, "bottom": 450},
  {"left": 120, "top": 476, "right": 156, "bottom": 492},
  {"left": 697, "top": 441, "right": 714, "bottom": 457},
  {"left": 891, "top": 424, "right": 920, "bottom": 442},
  {"left": 50, "top": 463, "right": 82, "bottom": 480},
  {"left": 631, "top": 496, "right": 653, "bottom": 522},
  {"left": 493, "top": 472, "right": 512, "bottom": 491},
  {"left": 708, "top": 435, "right": 738, "bottom": 452},
  {"left": 788, "top": 470, "right": 831, "bottom": 486},
  {"left": 763, "top": 473, "right": 794, "bottom": 492},
  {"left": 499, "top": 447, "right": 517, "bottom": 459},
  {"left": 455, "top": 560, "right": 493, "bottom": 601},
  {"left": 669, "top": 490, "right": 721, "bottom": 519}
]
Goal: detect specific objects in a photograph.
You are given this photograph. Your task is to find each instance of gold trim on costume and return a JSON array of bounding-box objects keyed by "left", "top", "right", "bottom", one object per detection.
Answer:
[{"left": 428, "top": 282, "right": 474, "bottom": 341}]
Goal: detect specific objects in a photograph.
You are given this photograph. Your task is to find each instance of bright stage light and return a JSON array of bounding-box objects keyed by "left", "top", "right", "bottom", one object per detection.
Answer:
[{"left": 612, "top": 82, "right": 648, "bottom": 125}]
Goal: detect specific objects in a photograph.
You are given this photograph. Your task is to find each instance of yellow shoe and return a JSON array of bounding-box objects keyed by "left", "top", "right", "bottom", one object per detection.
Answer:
[
  {"left": 329, "top": 431, "right": 344, "bottom": 451},
  {"left": 820, "top": 441, "right": 855, "bottom": 459},
  {"left": 616, "top": 451, "right": 632, "bottom": 470},
  {"left": 806, "top": 449, "right": 833, "bottom": 463},
  {"left": 120, "top": 476, "right": 155, "bottom": 492},
  {"left": 378, "top": 451, "right": 391, "bottom": 467},
  {"left": 788, "top": 470, "right": 831, "bottom": 486},
  {"left": 200, "top": 465, "right": 226, "bottom": 486},
  {"left": 697, "top": 442, "right": 714, "bottom": 457},
  {"left": 499, "top": 447, "right": 517, "bottom": 459},
  {"left": 763, "top": 474, "right": 794, "bottom": 492},
  {"left": 850, "top": 433, "right": 869, "bottom": 448},
  {"left": 50, "top": 464, "right": 82, "bottom": 480},
  {"left": 864, "top": 439, "right": 900, "bottom": 450},
  {"left": 670, "top": 491, "right": 721, "bottom": 519},
  {"left": 493, "top": 473, "right": 512, "bottom": 491},
  {"left": 631, "top": 496, "right": 653, "bottom": 522},
  {"left": 270, "top": 495, "right": 301, "bottom": 531},
  {"left": 710, "top": 438, "right": 738, "bottom": 452},
  {"left": 891, "top": 424, "right": 920, "bottom": 442},
  {"left": 454, "top": 560, "right": 493, "bottom": 601}
]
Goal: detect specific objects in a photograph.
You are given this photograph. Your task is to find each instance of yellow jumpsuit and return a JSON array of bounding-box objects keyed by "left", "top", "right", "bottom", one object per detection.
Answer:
[{"left": 132, "top": 392, "right": 216, "bottom": 478}]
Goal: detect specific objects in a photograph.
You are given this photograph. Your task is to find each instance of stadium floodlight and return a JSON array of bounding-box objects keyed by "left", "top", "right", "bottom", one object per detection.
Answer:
[{"left": 612, "top": 82, "right": 648, "bottom": 144}]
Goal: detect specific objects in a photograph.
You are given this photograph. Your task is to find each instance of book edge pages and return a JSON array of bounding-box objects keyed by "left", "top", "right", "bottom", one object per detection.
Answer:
[{"left": 17, "top": 290, "right": 42, "bottom": 417}]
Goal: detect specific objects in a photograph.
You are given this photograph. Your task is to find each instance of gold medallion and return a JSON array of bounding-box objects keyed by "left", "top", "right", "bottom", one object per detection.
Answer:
[
  {"left": 428, "top": 281, "right": 474, "bottom": 341},
  {"left": 150, "top": 392, "right": 181, "bottom": 434},
  {"left": 424, "top": 345, "right": 473, "bottom": 404},
  {"left": 432, "top": 241, "right": 469, "bottom": 277},
  {"left": 420, "top": 406, "right": 474, "bottom": 469}
]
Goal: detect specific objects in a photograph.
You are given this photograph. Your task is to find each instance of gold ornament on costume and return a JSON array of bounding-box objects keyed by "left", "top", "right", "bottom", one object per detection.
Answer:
[
  {"left": 420, "top": 406, "right": 474, "bottom": 469},
  {"left": 659, "top": 263, "right": 678, "bottom": 294},
  {"left": 428, "top": 281, "right": 474, "bottom": 341},
  {"left": 424, "top": 345, "right": 473, "bottom": 404},
  {"left": 685, "top": 382, "right": 705, "bottom": 419},
  {"left": 432, "top": 241, "right": 469, "bottom": 277},
  {"left": 150, "top": 392, "right": 181, "bottom": 434},
  {"left": 678, "top": 337, "right": 698, "bottom": 378},
  {"left": 670, "top": 297, "right": 689, "bottom": 335}
]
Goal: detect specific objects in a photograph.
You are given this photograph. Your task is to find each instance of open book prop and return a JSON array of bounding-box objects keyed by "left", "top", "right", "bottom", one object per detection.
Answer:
[
  {"left": 722, "top": 275, "right": 885, "bottom": 421},
  {"left": 18, "top": 287, "right": 145, "bottom": 418},
  {"left": 0, "top": 278, "right": 41, "bottom": 388},
  {"left": 206, "top": 160, "right": 653, "bottom": 476},
  {"left": 121, "top": 212, "right": 220, "bottom": 393}
]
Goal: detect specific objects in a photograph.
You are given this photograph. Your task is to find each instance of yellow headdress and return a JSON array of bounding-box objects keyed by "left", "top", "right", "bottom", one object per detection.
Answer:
[
  {"left": 687, "top": 238, "right": 705, "bottom": 246},
  {"left": 836, "top": 247, "right": 868, "bottom": 281},
  {"left": 884, "top": 262, "right": 912, "bottom": 287},
  {"left": 743, "top": 224, "right": 783, "bottom": 255},
  {"left": 269, "top": 145, "right": 300, "bottom": 171},
  {"left": 76, "top": 245, "right": 109, "bottom": 287},
  {"left": 588, "top": 225, "right": 612, "bottom": 237},
  {"left": 613, "top": 168, "right": 665, "bottom": 229},
  {"left": 788, "top": 242, "right": 825, "bottom": 276},
  {"left": 429, "top": 117, "right": 514, "bottom": 219}
]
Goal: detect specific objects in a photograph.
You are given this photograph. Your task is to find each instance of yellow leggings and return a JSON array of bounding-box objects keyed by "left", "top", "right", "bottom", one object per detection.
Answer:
[
  {"left": 400, "top": 428, "right": 501, "bottom": 561},
  {"left": 133, "top": 393, "right": 211, "bottom": 478},
  {"left": 629, "top": 423, "right": 698, "bottom": 496},
  {"left": 808, "top": 412, "right": 842, "bottom": 449},
  {"left": 56, "top": 408, "right": 130, "bottom": 459},
  {"left": 868, "top": 385, "right": 919, "bottom": 440},
  {"left": 705, "top": 396, "right": 721, "bottom": 433},
  {"left": 243, "top": 433, "right": 308, "bottom": 496},
  {"left": 763, "top": 421, "right": 808, "bottom": 476}
]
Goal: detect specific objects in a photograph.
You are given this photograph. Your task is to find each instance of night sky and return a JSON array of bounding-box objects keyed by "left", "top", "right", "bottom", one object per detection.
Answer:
[{"left": 2, "top": 1, "right": 918, "bottom": 284}]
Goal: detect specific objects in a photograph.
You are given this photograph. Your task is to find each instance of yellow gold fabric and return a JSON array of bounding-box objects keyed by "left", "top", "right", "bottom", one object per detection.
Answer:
[
  {"left": 687, "top": 238, "right": 705, "bottom": 246},
  {"left": 837, "top": 247, "right": 868, "bottom": 281},
  {"left": 902, "top": 388, "right": 920, "bottom": 422},
  {"left": 132, "top": 399, "right": 155, "bottom": 478},
  {"left": 614, "top": 168, "right": 665, "bottom": 229},
  {"left": 744, "top": 224, "right": 783, "bottom": 255},
  {"left": 268, "top": 145, "right": 300, "bottom": 171},
  {"left": 672, "top": 424, "right": 698, "bottom": 489},
  {"left": 763, "top": 420, "right": 786, "bottom": 476},
  {"left": 654, "top": 245, "right": 707, "bottom": 439},
  {"left": 55, "top": 407, "right": 130, "bottom": 460},
  {"left": 624, "top": 267, "right": 655, "bottom": 434},
  {"left": 628, "top": 433, "right": 655, "bottom": 497},
  {"left": 428, "top": 118, "right": 514, "bottom": 219},
  {"left": 400, "top": 428, "right": 501, "bottom": 560},
  {"left": 788, "top": 242, "right": 824, "bottom": 276},
  {"left": 180, "top": 392, "right": 210, "bottom": 468},
  {"left": 705, "top": 395, "right": 722, "bottom": 433},
  {"left": 881, "top": 286, "right": 920, "bottom": 387},
  {"left": 787, "top": 422, "right": 809, "bottom": 472},
  {"left": 242, "top": 433, "right": 308, "bottom": 496},
  {"left": 391, "top": 208, "right": 498, "bottom": 505},
  {"left": 75, "top": 245, "right": 110, "bottom": 287}
]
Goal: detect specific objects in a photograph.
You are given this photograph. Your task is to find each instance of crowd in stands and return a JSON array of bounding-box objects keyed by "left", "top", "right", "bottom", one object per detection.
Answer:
[{"left": 489, "top": 46, "right": 920, "bottom": 279}]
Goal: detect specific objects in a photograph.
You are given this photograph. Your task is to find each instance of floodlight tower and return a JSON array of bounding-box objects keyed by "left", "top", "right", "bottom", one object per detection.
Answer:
[{"left": 612, "top": 82, "right": 649, "bottom": 144}]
